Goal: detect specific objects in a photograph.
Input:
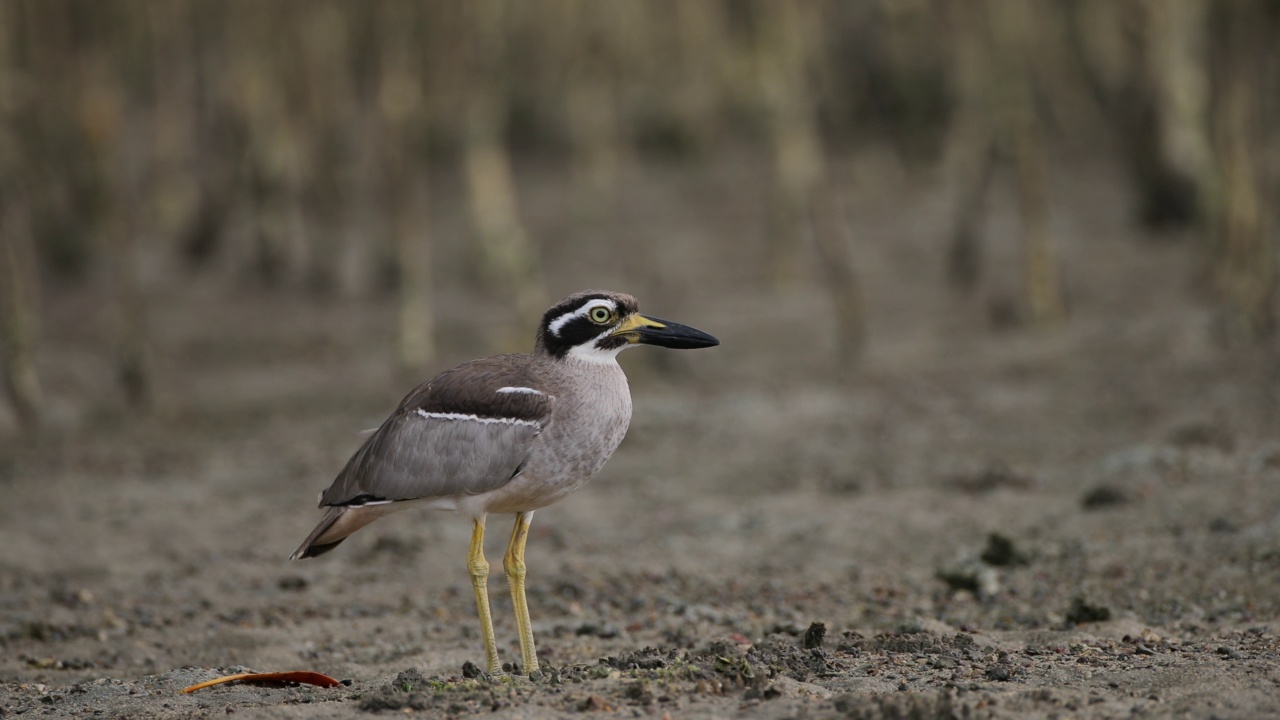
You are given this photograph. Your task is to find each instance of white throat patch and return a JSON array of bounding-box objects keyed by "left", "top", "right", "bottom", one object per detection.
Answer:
[{"left": 565, "top": 327, "right": 630, "bottom": 364}]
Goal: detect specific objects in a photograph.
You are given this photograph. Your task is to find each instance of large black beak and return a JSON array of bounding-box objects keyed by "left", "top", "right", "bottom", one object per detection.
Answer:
[{"left": 612, "top": 313, "right": 719, "bottom": 349}]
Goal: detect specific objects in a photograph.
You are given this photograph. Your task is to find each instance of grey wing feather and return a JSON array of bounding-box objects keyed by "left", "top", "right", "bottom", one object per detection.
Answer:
[{"left": 317, "top": 357, "right": 554, "bottom": 507}]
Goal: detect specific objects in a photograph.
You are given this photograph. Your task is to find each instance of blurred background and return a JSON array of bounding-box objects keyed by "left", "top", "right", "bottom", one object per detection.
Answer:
[
  {"left": 4, "top": 2, "right": 1280, "bottom": 702},
  {"left": 0, "top": 0, "right": 1276, "bottom": 434}
]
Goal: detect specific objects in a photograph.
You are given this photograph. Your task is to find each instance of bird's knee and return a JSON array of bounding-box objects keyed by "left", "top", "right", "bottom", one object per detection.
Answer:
[
  {"left": 503, "top": 554, "right": 526, "bottom": 582},
  {"left": 468, "top": 557, "right": 490, "bottom": 580}
]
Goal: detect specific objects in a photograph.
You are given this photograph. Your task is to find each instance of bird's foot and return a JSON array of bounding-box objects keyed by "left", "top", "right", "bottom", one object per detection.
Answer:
[{"left": 499, "top": 662, "right": 545, "bottom": 682}]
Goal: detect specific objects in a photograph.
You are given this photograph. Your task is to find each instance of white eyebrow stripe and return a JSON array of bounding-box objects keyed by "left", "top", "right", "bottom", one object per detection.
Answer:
[
  {"left": 547, "top": 299, "right": 616, "bottom": 336},
  {"left": 414, "top": 408, "right": 541, "bottom": 428},
  {"left": 496, "top": 386, "right": 544, "bottom": 396}
]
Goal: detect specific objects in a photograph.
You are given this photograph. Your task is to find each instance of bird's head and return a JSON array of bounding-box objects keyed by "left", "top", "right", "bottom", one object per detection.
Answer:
[{"left": 535, "top": 290, "right": 719, "bottom": 362}]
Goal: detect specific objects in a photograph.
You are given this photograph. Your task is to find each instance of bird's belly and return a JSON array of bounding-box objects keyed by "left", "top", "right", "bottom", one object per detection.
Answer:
[
  {"left": 475, "top": 435, "right": 623, "bottom": 514},
  {"left": 473, "top": 471, "right": 587, "bottom": 515}
]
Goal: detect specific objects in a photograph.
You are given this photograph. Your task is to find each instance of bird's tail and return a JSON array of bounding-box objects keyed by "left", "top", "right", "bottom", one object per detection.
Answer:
[{"left": 290, "top": 504, "right": 394, "bottom": 560}]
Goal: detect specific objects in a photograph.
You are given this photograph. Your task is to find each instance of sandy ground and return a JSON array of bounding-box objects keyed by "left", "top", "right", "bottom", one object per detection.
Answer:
[{"left": 3, "top": 153, "right": 1280, "bottom": 718}]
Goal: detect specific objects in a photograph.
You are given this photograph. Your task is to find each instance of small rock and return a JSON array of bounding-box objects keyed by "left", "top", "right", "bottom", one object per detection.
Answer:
[
  {"left": 802, "top": 622, "right": 826, "bottom": 650},
  {"left": 981, "top": 533, "right": 1030, "bottom": 567},
  {"left": 985, "top": 665, "right": 1012, "bottom": 681},
  {"left": 276, "top": 576, "right": 308, "bottom": 592},
  {"left": 936, "top": 561, "right": 1000, "bottom": 599},
  {"left": 1082, "top": 485, "right": 1131, "bottom": 509},
  {"left": 575, "top": 623, "right": 620, "bottom": 639},
  {"left": 1065, "top": 597, "right": 1112, "bottom": 625},
  {"left": 392, "top": 668, "right": 427, "bottom": 692}
]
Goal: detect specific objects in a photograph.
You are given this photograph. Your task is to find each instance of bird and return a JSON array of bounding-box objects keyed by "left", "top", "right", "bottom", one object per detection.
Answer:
[{"left": 290, "top": 290, "right": 718, "bottom": 677}]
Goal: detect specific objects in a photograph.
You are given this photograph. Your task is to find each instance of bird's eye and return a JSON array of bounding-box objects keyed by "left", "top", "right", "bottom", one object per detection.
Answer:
[{"left": 588, "top": 307, "right": 612, "bottom": 324}]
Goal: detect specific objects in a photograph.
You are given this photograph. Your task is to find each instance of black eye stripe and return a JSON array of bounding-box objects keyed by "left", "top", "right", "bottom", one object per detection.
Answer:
[
  {"left": 568, "top": 316, "right": 607, "bottom": 335},
  {"left": 536, "top": 291, "right": 639, "bottom": 358},
  {"left": 545, "top": 301, "right": 613, "bottom": 337}
]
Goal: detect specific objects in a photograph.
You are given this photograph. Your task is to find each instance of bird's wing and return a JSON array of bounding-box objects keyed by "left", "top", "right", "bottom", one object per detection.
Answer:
[{"left": 317, "top": 357, "right": 555, "bottom": 507}]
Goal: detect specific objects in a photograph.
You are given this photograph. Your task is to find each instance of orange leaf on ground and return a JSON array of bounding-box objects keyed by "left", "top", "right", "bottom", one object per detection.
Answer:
[{"left": 181, "top": 671, "right": 343, "bottom": 694}]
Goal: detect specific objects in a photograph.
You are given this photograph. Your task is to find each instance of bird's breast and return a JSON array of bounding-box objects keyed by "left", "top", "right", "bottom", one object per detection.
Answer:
[{"left": 479, "top": 361, "right": 632, "bottom": 514}]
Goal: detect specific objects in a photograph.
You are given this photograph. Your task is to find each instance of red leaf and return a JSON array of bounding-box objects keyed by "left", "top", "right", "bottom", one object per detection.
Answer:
[{"left": 181, "top": 670, "right": 343, "bottom": 694}]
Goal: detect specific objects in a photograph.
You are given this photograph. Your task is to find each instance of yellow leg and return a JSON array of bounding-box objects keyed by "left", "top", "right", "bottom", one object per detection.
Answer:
[
  {"left": 503, "top": 511, "right": 539, "bottom": 675},
  {"left": 467, "top": 517, "right": 501, "bottom": 675}
]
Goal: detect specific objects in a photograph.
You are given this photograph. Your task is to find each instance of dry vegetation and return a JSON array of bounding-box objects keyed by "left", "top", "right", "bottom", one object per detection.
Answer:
[{"left": 1, "top": 0, "right": 1277, "bottom": 424}]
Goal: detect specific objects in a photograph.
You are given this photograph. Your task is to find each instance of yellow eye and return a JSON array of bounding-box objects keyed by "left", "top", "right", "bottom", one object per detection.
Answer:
[{"left": 589, "top": 307, "right": 612, "bottom": 324}]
